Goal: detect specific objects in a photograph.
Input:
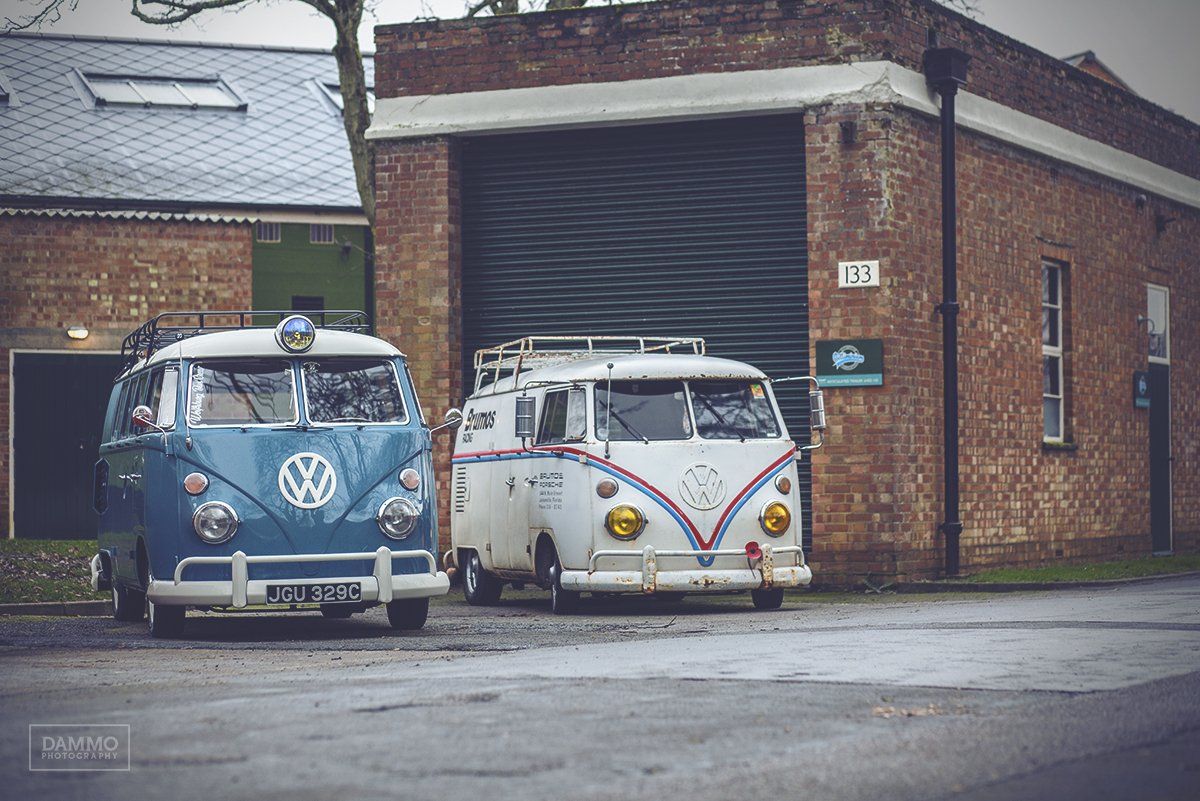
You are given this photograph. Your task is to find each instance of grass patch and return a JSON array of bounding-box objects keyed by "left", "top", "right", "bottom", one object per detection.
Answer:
[
  {"left": 959, "top": 554, "right": 1200, "bottom": 584},
  {"left": 0, "top": 539, "right": 106, "bottom": 604}
]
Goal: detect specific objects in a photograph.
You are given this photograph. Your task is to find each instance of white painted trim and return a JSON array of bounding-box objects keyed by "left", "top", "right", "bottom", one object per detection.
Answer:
[
  {"left": 196, "top": 209, "right": 370, "bottom": 227},
  {"left": 7, "top": 349, "right": 120, "bottom": 539},
  {"left": 367, "top": 61, "right": 1200, "bottom": 210},
  {"left": 1, "top": 208, "right": 368, "bottom": 227}
]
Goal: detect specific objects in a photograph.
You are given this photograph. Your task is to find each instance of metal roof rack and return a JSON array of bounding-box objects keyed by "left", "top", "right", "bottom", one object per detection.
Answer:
[
  {"left": 473, "top": 335, "right": 706, "bottom": 392},
  {"left": 118, "top": 309, "right": 370, "bottom": 376}
]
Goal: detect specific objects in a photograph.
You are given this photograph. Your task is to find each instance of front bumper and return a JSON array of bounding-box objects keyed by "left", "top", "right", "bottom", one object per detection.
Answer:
[
  {"left": 146, "top": 547, "right": 449, "bottom": 608},
  {"left": 559, "top": 543, "right": 812, "bottom": 594}
]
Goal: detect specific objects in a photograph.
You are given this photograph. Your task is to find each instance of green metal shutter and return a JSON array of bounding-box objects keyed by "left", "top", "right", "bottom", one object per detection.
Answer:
[{"left": 461, "top": 115, "right": 812, "bottom": 548}]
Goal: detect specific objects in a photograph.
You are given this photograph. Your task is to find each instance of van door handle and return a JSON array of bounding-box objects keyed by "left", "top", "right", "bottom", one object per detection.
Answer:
[
  {"left": 524, "top": 477, "right": 539, "bottom": 487},
  {"left": 505, "top": 476, "right": 515, "bottom": 488},
  {"left": 118, "top": 473, "right": 141, "bottom": 481}
]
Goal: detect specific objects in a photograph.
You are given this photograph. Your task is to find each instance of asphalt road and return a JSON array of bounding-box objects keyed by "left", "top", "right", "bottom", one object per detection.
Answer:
[{"left": 1, "top": 577, "right": 1198, "bottom": 801}]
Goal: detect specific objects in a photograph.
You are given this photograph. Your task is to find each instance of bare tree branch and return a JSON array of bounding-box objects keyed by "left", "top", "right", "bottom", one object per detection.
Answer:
[{"left": 3, "top": 0, "right": 78, "bottom": 33}]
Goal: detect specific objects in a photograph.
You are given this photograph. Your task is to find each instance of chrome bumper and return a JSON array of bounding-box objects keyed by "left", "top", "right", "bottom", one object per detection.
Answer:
[
  {"left": 559, "top": 544, "right": 812, "bottom": 594},
  {"left": 146, "top": 547, "right": 449, "bottom": 608}
]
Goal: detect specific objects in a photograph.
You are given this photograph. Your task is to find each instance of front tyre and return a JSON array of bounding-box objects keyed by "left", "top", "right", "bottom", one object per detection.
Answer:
[
  {"left": 549, "top": 558, "right": 580, "bottom": 615},
  {"left": 111, "top": 581, "right": 145, "bottom": 622},
  {"left": 751, "top": 587, "right": 785, "bottom": 610},
  {"left": 462, "top": 551, "right": 503, "bottom": 606},
  {"left": 146, "top": 596, "right": 186, "bottom": 638},
  {"left": 386, "top": 597, "right": 429, "bottom": 630}
]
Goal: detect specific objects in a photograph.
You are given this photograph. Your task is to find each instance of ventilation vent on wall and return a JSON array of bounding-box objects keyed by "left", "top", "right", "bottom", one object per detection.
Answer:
[{"left": 453, "top": 466, "right": 469, "bottom": 514}]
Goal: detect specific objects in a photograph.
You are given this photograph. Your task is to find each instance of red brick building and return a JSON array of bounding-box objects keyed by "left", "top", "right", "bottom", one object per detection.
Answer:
[{"left": 367, "top": 0, "right": 1198, "bottom": 583}]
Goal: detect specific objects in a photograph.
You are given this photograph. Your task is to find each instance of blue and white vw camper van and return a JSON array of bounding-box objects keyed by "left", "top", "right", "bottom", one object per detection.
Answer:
[{"left": 90, "top": 311, "right": 455, "bottom": 637}]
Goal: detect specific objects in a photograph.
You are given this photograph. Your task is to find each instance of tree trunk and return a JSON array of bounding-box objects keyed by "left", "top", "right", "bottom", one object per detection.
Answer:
[{"left": 331, "top": 0, "right": 375, "bottom": 227}]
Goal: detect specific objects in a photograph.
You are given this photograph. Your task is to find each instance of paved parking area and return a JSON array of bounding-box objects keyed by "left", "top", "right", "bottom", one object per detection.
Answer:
[{"left": 1, "top": 577, "right": 1198, "bottom": 800}]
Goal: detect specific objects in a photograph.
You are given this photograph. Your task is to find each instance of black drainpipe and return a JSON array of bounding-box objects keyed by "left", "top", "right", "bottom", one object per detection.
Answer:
[{"left": 923, "top": 46, "right": 970, "bottom": 577}]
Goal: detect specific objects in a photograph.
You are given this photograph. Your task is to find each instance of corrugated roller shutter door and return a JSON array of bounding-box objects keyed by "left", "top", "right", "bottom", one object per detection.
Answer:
[{"left": 461, "top": 115, "right": 812, "bottom": 549}]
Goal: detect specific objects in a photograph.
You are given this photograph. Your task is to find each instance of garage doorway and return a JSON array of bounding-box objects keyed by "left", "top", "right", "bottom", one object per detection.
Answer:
[{"left": 12, "top": 352, "right": 122, "bottom": 539}]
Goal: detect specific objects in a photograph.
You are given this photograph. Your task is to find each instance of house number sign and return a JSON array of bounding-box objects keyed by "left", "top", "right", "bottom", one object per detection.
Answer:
[{"left": 838, "top": 260, "right": 881, "bottom": 288}]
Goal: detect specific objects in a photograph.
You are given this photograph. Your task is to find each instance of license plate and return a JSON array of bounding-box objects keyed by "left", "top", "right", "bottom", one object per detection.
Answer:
[{"left": 264, "top": 582, "right": 362, "bottom": 605}]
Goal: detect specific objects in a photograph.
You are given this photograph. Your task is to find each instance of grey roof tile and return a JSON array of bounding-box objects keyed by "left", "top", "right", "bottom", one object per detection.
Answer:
[{"left": 0, "top": 33, "right": 372, "bottom": 210}]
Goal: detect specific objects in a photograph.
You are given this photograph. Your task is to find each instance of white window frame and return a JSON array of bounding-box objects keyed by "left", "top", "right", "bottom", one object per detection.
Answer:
[
  {"left": 256, "top": 222, "right": 281, "bottom": 243},
  {"left": 1147, "top": 284, "right": 1171, "bottom": 365},
  {"left": 310, "top": 223, "right": 335, "bottom": 245},
  {"left": 1042, "top": 260, "right": 1066, "bottom": 443}
]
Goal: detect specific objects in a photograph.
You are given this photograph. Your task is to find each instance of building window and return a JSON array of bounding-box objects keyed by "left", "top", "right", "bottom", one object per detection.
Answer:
[
  {"left": 81, "top": 72, "right": 247, "bottom": 111},
  {"left": 318, "top": 82, "right": 375, "bottom": 117},
  {"left": 310, "top": 224, "right": 335, "bottom": 245},
  {"left": 256, "top": 222, "right": 281, "bottom": 243},
  {"left": 1147, "top": 284, "right": 1170, "bottom": 363},
  {"left": 1042, "top": 260, "right": 1068, "bottom": 442}
]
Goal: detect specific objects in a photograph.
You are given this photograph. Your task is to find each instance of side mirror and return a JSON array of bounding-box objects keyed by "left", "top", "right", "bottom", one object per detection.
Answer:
[
  {"left": 431, "top": 407, "right": 463, "bottom": 435},
  {"left": 131, "top": 405, "right": 156, "bottom": 431},
  {"left": 515, "top": 395, "right": 536, "bottom": 439},
  {"left": 808, "top": 388, "right": 827, "bottom": 432}
]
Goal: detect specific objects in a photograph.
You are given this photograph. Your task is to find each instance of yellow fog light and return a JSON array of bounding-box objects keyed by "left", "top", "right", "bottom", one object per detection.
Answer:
[
  {"left": 759, "top": 501, "right": 791, "bottom": 537},
  {"left": 605, "top": 504, "right": 646, "bottom": 540}
]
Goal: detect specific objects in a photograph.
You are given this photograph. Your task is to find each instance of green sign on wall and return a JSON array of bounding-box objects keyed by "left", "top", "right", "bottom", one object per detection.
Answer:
[{"left": 815, "top": 339, "right": 884, "bottom": 387}]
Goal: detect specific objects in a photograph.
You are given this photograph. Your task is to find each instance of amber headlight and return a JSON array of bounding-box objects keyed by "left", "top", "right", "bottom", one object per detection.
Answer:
[
  {"left": 377, "top": 497, "right": 419, "bottom": 540},
  {"left": 193, "top": 501, "right": 238, "bottom": 544},
  {"left": 605, "top": 504, "right": 646, "bottom": 540},
  {"left": 759, "top": 501, "right": 791, "bottom": 537}
]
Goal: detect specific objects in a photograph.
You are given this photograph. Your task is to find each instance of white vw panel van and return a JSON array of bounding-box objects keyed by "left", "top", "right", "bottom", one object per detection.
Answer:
[{"left": 449, "top": 336, "right": 827, "bottom": 614}]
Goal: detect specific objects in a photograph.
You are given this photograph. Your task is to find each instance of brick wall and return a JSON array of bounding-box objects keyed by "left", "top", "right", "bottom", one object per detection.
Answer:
[
  {"left": 375, "top": 0, "right": 1199, "bottom": 180},
  {"left": 373, "top": 139, "right": 463, "bottom": 549},
  {"left": 372, "top": 0, "right": 1200, "bottom": 580},
  {"left": 0, "top": 213, "right": 252, "bottom": 537}
]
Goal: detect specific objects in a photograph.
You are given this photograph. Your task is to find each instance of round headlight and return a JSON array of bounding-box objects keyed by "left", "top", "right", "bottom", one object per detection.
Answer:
[
  {"left": 759, "top": 501, "right": 792, "bottom": 537},
  {"left": 596, "top": 478, "right": 619, "bottom": 499},
  {"left": 275, "top": 315, "right": 316, "bottom": 353},
  {"left": 774, "top": 474, "right": 792, "bottom": 495},
  {"left": 399, "top": 468, "right": 421, "bottom": 491},
  {"left": 193, "top": 501, "right": 238, "bottom": 544},
  {"left": 183, "top": 472, "right": 209, "bottom": 496},
  {"left": 377, "top": 497, "right": 419, "bottom": 540},
  {"left": 605, "top": 504, "right": 646, "bottom": 540}
]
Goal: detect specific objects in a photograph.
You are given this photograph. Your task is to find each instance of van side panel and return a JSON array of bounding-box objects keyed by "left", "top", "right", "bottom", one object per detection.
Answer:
[{"left": 452, "top": 395, "right": 503, "bottom": 570}]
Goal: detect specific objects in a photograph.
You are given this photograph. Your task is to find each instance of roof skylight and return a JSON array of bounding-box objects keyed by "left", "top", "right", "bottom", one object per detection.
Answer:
[
  {"left": 81, "top": 72, "right": 247, "bottom": 111},
  {"left": 318, "top": 82, "right": 374, "bottom": 116}
]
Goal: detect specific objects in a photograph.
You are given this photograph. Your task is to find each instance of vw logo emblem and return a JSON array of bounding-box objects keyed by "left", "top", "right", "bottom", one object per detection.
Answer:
[
  {"left": 278, "top": 452, "right": 338, "bottom": 509},
  {"left": 679, "top": 463, "right": 726, "bottom": 511}
]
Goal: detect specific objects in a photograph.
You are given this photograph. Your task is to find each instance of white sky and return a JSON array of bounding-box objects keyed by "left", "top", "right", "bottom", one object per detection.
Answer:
[{"left": 4, "top": 0, "right": 1198, "bottom": 122}]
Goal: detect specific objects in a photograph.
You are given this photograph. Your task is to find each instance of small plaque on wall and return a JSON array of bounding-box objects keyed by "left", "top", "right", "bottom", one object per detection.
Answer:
[
  {"left": 815, "top": 339, "right": 884, "bottom": 387},
  {"left": 1133, "top": 370, "right": 1151, "bottom": 409}
]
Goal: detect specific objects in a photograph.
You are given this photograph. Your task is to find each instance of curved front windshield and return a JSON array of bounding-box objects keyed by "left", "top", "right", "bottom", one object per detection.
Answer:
[
  {"left": 302, "top": 358, "right": 408, "bottom": 424},
  {"left": 691, "top": 380, "right": 781, "bottom": 439},
  {"left": 595, "top": 381, "right": 692, "bottom": 441},
  {"left": 188, "top": 360, "right": 296, "bottom": 426}
]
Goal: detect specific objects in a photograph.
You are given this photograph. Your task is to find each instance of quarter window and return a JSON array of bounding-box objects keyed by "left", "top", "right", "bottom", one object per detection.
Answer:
[
  {"left": 1147, "top": 285, "right": 1170, "bottom": 363},
  {"left": 537, "top": 388, "right": 587, "bottom": 445},
  {"left": 157, "top": 368, "right": 179, "bottom": 429},
  {"left": 1042, "top": 260, "right": 1068, "bottom": 441}
]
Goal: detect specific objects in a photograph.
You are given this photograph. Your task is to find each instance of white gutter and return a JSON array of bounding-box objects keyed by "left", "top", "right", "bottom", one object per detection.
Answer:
[{"left": 367, "top": 61, "right": 1200, "bottom": 210}]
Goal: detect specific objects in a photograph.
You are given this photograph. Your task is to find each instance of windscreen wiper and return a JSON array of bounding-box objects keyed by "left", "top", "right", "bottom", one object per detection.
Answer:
[{"left": 604, "top": 406, "right": 650, "bottom": 444}]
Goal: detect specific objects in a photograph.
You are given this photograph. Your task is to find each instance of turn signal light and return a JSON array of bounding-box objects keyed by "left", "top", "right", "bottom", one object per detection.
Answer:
[
  {"left": 759, "top": 501, "right": 791, "bottom": 537},
  {"left": 605, "top": 504, "right": 646, "bottom": 540},
  {"left": 774, "top": 474, "right": 792, "bottom": 495},
  {"left": 183, "top": 472, "right": 209, "bottom": 495},
  {"left": 596, "top": 478, "right": 619, "bottom": 499}
]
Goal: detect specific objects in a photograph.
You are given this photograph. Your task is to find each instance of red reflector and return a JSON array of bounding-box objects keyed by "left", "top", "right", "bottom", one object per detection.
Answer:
[{"left": 745, "top": 541, "right": 762, "bottom": 560}]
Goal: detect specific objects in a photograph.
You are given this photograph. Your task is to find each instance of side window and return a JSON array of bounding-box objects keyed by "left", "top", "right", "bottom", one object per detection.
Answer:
[
  {"left": 120, "top": 373, "right": 149, "bottom": 438},
  {"left": 146, "top": 369, "right": 165, "bottom": 422},
  {"left": 113, "top": 381, "right": 132, "bottom": 440},
  {"left": 157, "top": 368, "right": 179, "bottom": 428},
  {"left": 536, "top": 388, "right": 586, "bottom": 446}
]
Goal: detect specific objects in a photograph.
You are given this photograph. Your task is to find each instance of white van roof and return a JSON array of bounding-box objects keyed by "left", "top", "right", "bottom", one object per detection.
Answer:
[
  {"left": 474, "top": 353, "right": 769, "bottom": 396},
  {"left": 123, "top": 328, "right": 403, "bottom": 377}
]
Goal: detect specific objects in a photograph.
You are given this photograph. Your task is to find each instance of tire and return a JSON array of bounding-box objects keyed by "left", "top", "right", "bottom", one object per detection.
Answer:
[
  {"left": 549, "top": 557, "right": 581, "bottom": 615},
  {"left": 386, "top": 597, "right": 429, "bottom": 630},
  {"left": 751, "top": 587, "right": 785, "bottom": 610},
  {"left": 320, "top": 604, "right": 356, "bottom": 619},
  {"left": 462, "top": 551, "right": 503, "bottom": 606},
  {"left": 111, "top": 581, "right": 145, "bottom": 622},
  {"left": 146, "top": 595, "right": 186, "bottom": 638}
]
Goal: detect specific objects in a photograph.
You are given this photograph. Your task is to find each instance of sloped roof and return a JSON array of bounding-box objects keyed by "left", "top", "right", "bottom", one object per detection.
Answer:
[
  {"left": 1062, "top": 50, "right": 1132, "bottom": 93},
  {"left": 0, "top": 33, "right": 371, "bottom": 210}
]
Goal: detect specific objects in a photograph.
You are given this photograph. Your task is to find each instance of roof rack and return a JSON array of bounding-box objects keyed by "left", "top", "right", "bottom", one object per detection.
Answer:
[
  {"left": 118, "top": 309, "right": 370, "bottom": 376},
  {"left": 473, "top": 335, "right": 706, "bottom": 392}
]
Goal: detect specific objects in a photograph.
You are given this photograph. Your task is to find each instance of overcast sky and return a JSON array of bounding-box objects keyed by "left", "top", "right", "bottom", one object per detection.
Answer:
[{"left": 5, "top": 0, "right": 1198, "bottom": 122}]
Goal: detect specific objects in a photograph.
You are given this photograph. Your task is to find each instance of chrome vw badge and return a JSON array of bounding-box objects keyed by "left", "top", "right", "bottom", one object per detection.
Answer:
[
  {"left": 679, "top": 463, "right": 727, "bottom": 511},
  {"left": 278, "top": 452, "right": 338, "bottom": 509}
]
